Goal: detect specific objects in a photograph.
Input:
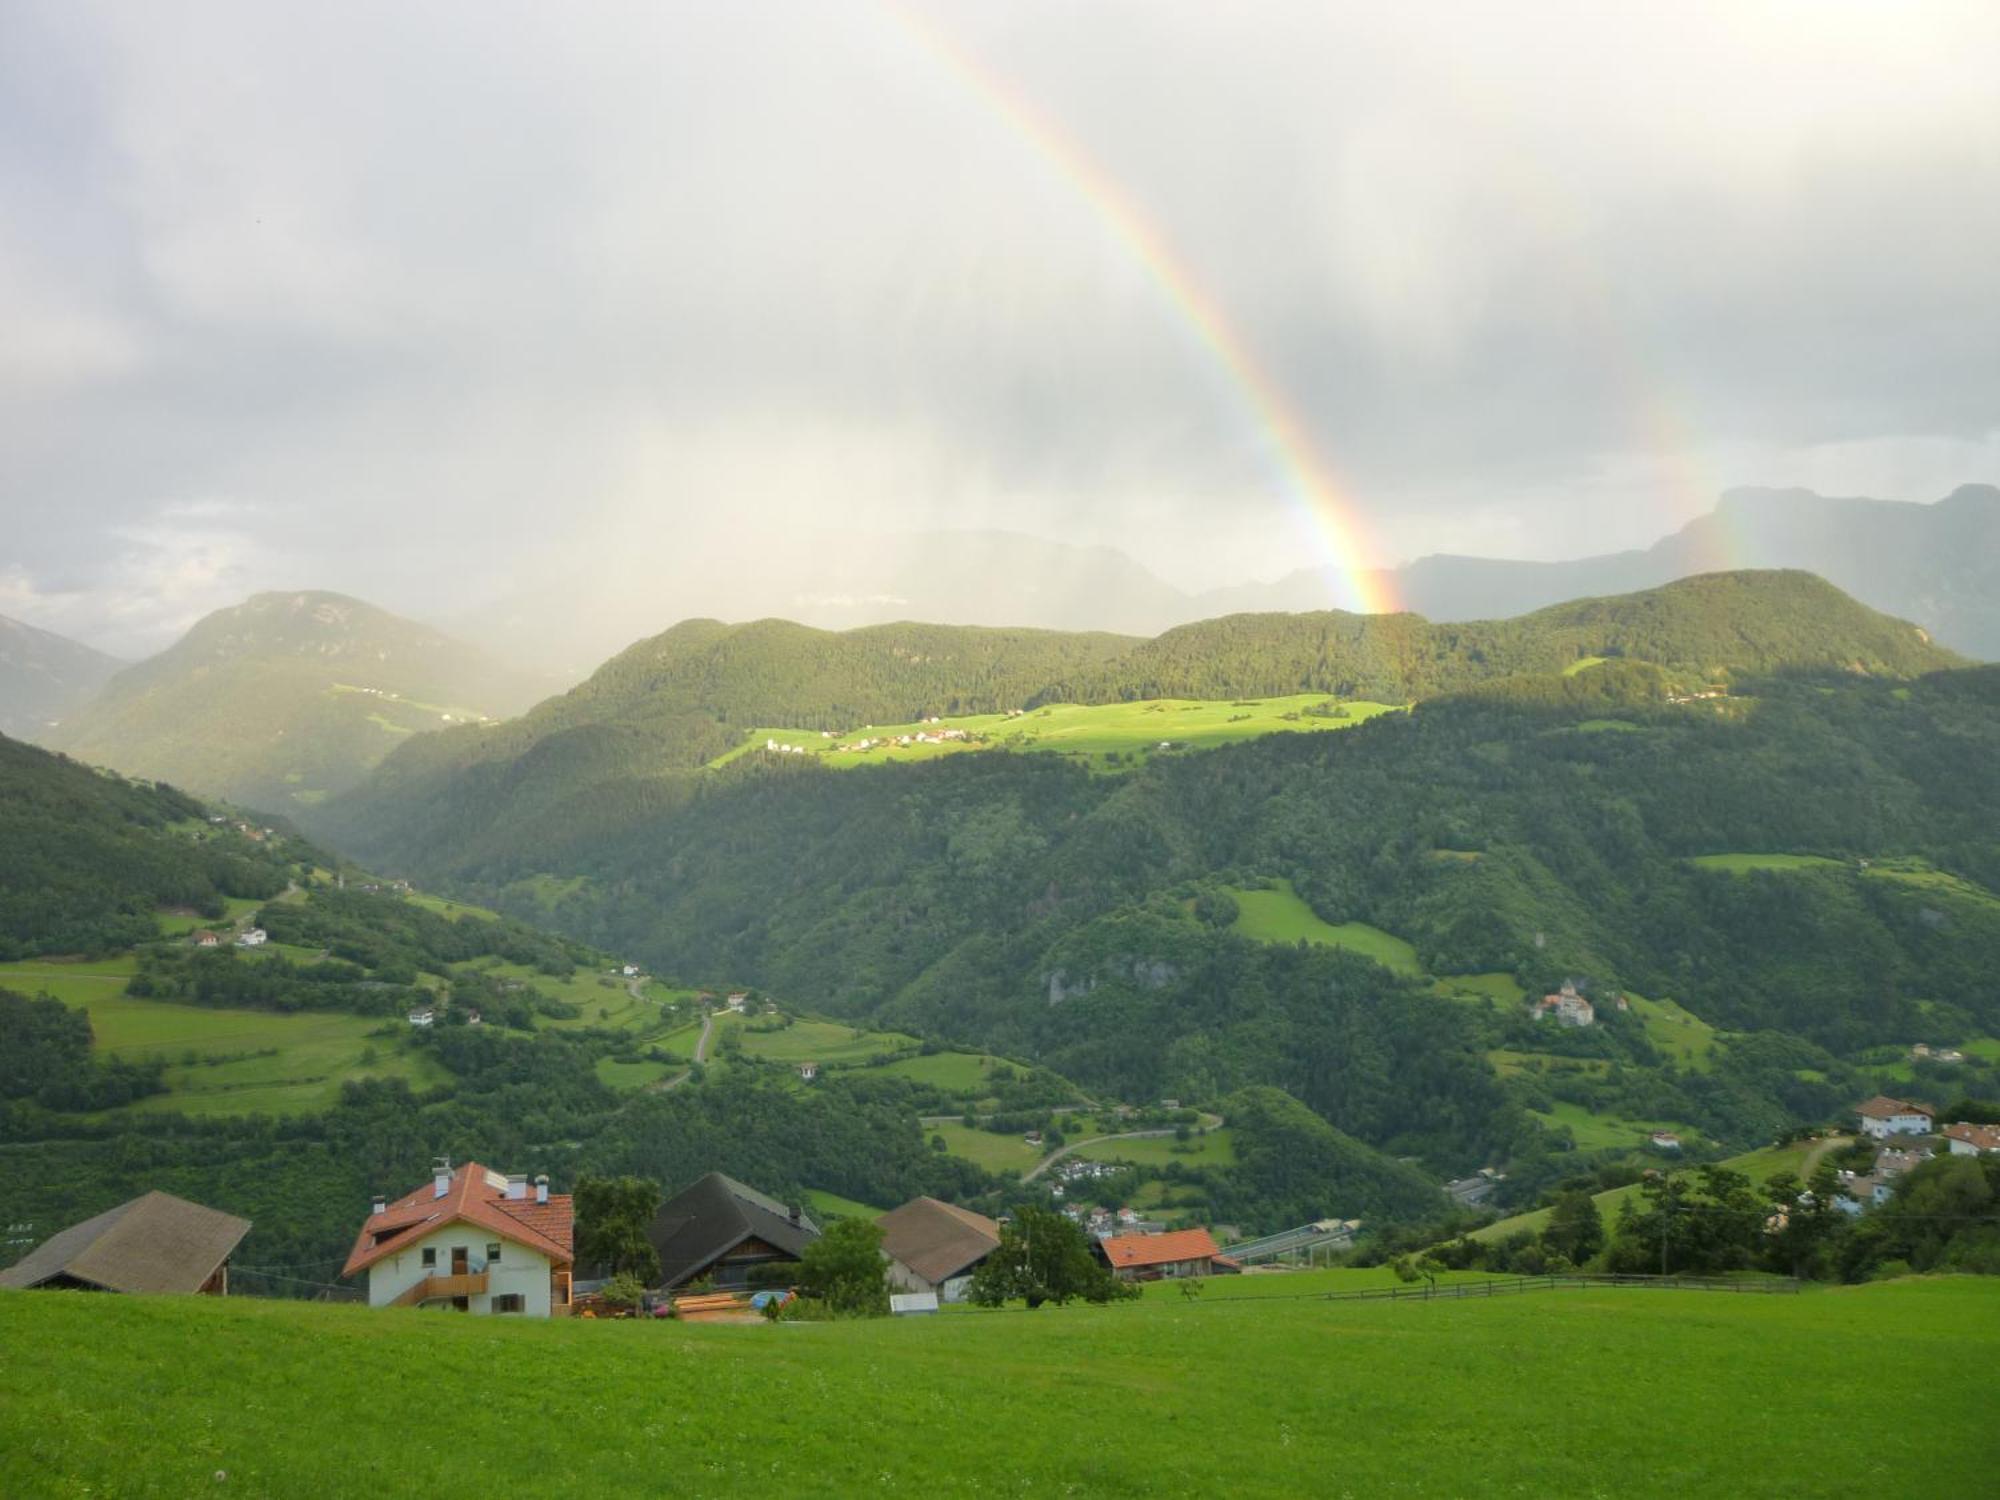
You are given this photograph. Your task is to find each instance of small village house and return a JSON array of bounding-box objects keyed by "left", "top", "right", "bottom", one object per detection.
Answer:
[
  {"left": 797, "top": 1061, "right": 818, "bottom": 1081},
  {"left": 234, "top": 927, "right": 268, "bottom": 948},
  {"left": 632, "top": 1173, "right": 820, "bottom": 1290},
  {"left": 190, "top": 930, "right": 221, "bottom": 948},
  {"left": 1855, "top": 1095, "right": 1933, "bottom": 1139},
  {"left": 1096, "top": 1227, "right": 1239, "bottom": 1281},
  {"left": 0, "top": 1191, "right": 250, "bottom": 1295},
  {"left": 876, "top": 1197, "right": 1001, "bottom": 1303},
  {"left": 1533, "top": 981, "right": 1595, "bottom": 1027},
  {"left": 342, "top": 1160, "right": 574, "bottom": 1315},
  {"left": 1649, "top": 1131, "right": 1683, "bottom": 1152},
  {"left": 1944, "top": 1122, "right": 2000, "bottom": 1156},
  {"left": 407, "top": 1008, "right": 435, "bottom": 1027}
]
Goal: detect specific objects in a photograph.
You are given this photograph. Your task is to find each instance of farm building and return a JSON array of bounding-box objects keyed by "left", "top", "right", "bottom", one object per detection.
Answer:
[
  {"left": 190, "top": 930, "right": 221, "bottom": 947},
  {"left": 0, "top": 1191, "right": 250, "bottom": 1295},
  {"left": 1944, "top": 1122, "right": 2000, "bottom": 1156},
  {"left": 342, "top": 1161, "right": 574, "bottom": 1316},
  {"left": 636, "top": 1173, "right": 820, "bottom": 1290},
  {"left": 1096, "top": 1227, "right": 1239, "bottom": 1281},
  {"left": 234, "top": 928, "right": 268, "bottom": 948},
  {"left": 876, "top": 1197, "right": 1001, "bottom": 1303},
  {"left": 1533, "top": 981, "right": 1595, "bottom": 1027},
  {"left": 1856, "top": 1096, "right": 1933, "bottom": 1139}
]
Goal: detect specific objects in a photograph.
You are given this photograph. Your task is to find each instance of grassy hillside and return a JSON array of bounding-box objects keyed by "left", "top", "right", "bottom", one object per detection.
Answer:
[
  {"left": 43, "top": 591, "right": 549, "bottom": 810},
  {"left": 1, "top": 1279, "right": 1993, "bottom": 1496},
  {"left": 0, "top": 733, "right": 298, "bottom": 959}
]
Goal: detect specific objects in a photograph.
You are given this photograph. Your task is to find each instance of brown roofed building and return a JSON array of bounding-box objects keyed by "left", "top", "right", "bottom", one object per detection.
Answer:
[
  {"left": 0, "top": 1190, "right": 250, "bottom": 1295},
  {"left": 1855, "top": 1096, "right": 1933, "bottom": 1139},
  {"left": 1944, "top": 1122, "right": 2000, "bottom": 1156},
  {"left": 876, "top": 1197, "right": 1001, "bottom": 1303},
  {"left": 1095, "top": 1227, "right": 1239, "bottom": 1281}
]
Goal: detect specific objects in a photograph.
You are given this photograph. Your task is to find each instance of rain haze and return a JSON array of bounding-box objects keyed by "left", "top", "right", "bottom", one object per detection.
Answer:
[{"left": 2, "top": 0, "right": 1996, "bottom": 664}]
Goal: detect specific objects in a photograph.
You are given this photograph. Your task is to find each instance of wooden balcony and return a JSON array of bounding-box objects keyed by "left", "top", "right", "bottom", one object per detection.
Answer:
[{"left": 392, "top": 1271, "right": 489, "bottom": 1306}]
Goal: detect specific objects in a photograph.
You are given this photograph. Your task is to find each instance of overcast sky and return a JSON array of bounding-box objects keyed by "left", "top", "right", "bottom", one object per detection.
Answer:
[{"left": 3, "top": 0, "right": 1996, "bottom": 655}]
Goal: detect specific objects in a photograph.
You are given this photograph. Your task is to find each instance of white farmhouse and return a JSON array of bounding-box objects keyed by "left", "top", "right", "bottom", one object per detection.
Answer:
[
  {"left": 342, "top": 1160, "right": 574, "bottom": 1316},
  {"left": 1944, "top": 1122, "right": 2000, "bottom": 1156},
  {"left": 1855, "top": 1095, "right": 1933, "bottom": 1139}
]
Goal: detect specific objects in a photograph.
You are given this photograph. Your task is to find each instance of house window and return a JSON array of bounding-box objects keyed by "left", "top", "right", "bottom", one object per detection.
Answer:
[
  {"left": 421, "top": 1247, "right": 437, "bottom": 1268},
  {"left": 492, "top": 1294, "right": 525, "bottom": 1314},
  {"left": 487, "top": 1243, "right": 502, "bottom": 1264}
]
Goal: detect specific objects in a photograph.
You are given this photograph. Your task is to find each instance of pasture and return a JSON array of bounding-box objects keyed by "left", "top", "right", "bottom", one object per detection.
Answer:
[
  {"left": 710, "top": 694, "right": 1402, "bottom": 774},
  {"left": 1226, "top": 880, "right": 1422, "bottom": 975},
  {"left": 927, "top": 1121, "right": 1047, "bottom": 1176},
  {"left": 1687, "top": 853, "right": 1844, "bottom": 874},
  {"left": 1070, "top": 1127, "right": 1236, "bottom": 1168},
  {"left": 722, "top": 1016, "right": 918, "bottom": 1066},
  {"left": 850, "top": 1049, "right": 1018, "bottom": 1097},
  {"left": 0, "top": 1276, "right": 1991, "bottom": 1497},
  {"left": 0, "top": 958, "right": 445, "bottom": 1116},
  {"left": 1529, "top": 1100, "right": 1696, "bottom": 1153}
]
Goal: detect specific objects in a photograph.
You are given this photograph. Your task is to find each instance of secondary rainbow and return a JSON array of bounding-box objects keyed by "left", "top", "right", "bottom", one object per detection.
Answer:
[{"left": 883, "top": 3, "right": 1400, "bottom": 615}]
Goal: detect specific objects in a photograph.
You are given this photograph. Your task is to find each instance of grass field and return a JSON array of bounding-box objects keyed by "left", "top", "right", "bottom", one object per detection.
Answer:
[
  {"left": 1861, "top": 858, "right": 2000, "bottom": 910},
  {"left": 1226, "top": 880, "right": 1422, "bottom": 976},
  {"left": 1432, "top": 971, "right": 1526, "bottom": 1007},
  {"left": 1, "top": 1278, "right": 1992, "bottom": 1496},
  {"left": 721, "top": 1017, "right": 918, "bottom": 1066},
  {"left": 850, "top": 1050, "right": 1017, "bottom": 1096},
  {"left": 1529, "top": 1100, "right": 1695, "bottom": 1152},
  {"left": 593, "top": 1057, "right": 675, "bottom": 1091},
  {"left": 802, "top": 1188, "right": 885, "bottom": 1221},
  {"left": 0, "top": 958, "right": 445, "bottom": 1116},
  {"left": 1624, "top": 991, "right": 1721, "bottom": 1070},
  {"left": 1472, "top": 1136, "right": 1841, "bottom": 1243},
  {"left": 1488, "top": 1049, "right": 1612, "bottom": 1079},
  {"left": 711, "top": 694, "right": 1403, "bottom": 774},
  {"left": 928, "top": 1121, "right": 1047, "bottom": 1175},
  {"left": 402, "top": 890, "right": 499, "bottom": 923},
  {"left": 1070, "top": 1128, "right": 1236, "bottom": 1168},
  {"left": 1688, "top": 853, "right": 1844, "bottom": 873}
]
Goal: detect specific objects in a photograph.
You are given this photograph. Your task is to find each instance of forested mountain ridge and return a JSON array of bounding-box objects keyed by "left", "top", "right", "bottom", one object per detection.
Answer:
[
  {"left": 0, "top": 613, "right": 122, "bottom": 739},
  {"left": 314, "top": 570, "right": 1960, "bottom": 874},
  {"left": 360, "top": 661, "right": 2000, "bottom": 1193},
  {"left": 41, "top": 591, "right": 553, "bottom": 811}
]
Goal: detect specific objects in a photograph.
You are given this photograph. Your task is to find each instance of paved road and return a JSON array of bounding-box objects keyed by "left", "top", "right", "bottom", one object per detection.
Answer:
[{"left": 651, "top": 1010, "right": 715, "bottom": 1093}]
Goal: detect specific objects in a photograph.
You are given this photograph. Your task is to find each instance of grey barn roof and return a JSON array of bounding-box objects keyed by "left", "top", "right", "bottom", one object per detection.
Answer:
[
  {"left": 0, "top": 1191, "right": 251, "bottom": 1294},
  {"left": 643, "top": 1173, "right": 820, "bottom": 1288}
]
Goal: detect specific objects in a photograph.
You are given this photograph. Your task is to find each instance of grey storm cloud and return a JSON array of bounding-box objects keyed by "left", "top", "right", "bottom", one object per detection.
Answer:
[{"left": 1, "top": 0, "right": 1996, "bottom": 655}]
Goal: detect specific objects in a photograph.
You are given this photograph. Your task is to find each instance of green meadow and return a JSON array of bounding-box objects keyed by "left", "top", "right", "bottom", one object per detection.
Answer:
[
  {"left": 1528, "top": 1100, "right": 1696, "bottom": 1153},
  {"left": 710, "top": 694, "right": 1402, "bottom": 774},
  {"left": 722, "top": 1016, "right": 919, "bottom": 1066},
  {"left": 1, "top": 1278, "right": 1992, "bottom": 1497},
  {"left": 1070, "top": 1127, "right": 1236, "bottom": 1168},
  {"left": 927, "top": 1121, "right": 1048, "bottom": 1176},
  {"left": 1226, "top": 880, "right": 1422, "bottom": 975},
  {"left": 0, "top": 959, "right": 444, "bottom": 1117},
  {"left": 850, "top": 1050, "right": 1017, "bottom": 1096},
  {"left": 1687, "top": 852, "right": 1845, "bottom": 873}
]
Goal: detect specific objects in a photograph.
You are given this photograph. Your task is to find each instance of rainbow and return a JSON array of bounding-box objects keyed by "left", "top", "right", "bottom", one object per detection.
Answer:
[{"left": 882, "top": 3, "right": 1401, "bottom": 615}]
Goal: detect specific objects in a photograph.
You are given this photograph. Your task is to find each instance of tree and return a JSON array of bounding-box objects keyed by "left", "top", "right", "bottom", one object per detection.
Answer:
[
  {"left": 574, "top": 1175, "right": 662, "bottom": 1283},
  {"left": 968, "top": 1206, "right": 1134, "bottom": 1309},
  {"left": 794, "top": 1217, "right": 890, "bottom": 1315},
  {"left": 1541, "top": 1189, "right": 1605, "bottom": 1267},
  {"left": 601, "top": 1272, "right": 647, "bottom": 1311}
]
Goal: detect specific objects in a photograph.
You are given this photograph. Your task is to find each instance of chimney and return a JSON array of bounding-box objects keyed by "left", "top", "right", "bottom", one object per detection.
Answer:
[
  {"left": 506, "top": 1174, "right": 528, "bottom": 1201},
  {"left": 534, "top": 1174, "right": 549, "bottom": 1205},
  {"left": 789, "top": 1203, "right": 800, "bottom": 1225},
  {"left": 370, "top": 1195, "right": 386, "bottom": 1217},
  {"left": 433, "top": 1156, "right": 452, "bottom": 1199}
]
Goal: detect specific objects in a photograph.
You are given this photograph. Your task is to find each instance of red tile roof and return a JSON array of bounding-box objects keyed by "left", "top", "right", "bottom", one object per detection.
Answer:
[
  {"left": 1098, "top": 1227, "right": 1224, "bottom": 1269},
  {"left": 341, "top": 1162, "right": 573, "bottom": 1278},
  {"left": 1944, "top": 1122, "right": 2000, "bottom": 1152},
  {"left": 1856, "top": 1095, "right": 1931, "bottom": 1120}
]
